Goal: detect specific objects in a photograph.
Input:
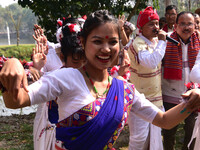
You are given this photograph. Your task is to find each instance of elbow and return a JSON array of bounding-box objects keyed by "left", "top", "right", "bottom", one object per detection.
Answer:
[{"left": 4, "top": 102, "right": 21, "bottom": 109}]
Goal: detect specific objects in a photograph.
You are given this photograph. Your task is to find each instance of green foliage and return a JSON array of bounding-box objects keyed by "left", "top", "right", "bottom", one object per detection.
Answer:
[
  {"left": 17, "top": 0, "right": 160, "bottom": 42},
  {"left": 0, "top": 44, "right": 34, "bottom": 61}
]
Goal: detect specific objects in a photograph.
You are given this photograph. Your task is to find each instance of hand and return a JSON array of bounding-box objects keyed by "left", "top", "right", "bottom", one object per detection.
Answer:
[
  {"left": 32, "top": 43, "right": 47, "bottom": 71},
  {"left": 157, "top": 29, "right": 167, "bottom": 41},
  {"left": 118, "top": 50, "right": 130, "bottom": 76},
  {"left": 0, "top": 58, "right": 28, "bottom": 100},
  {"left": 33, "top": 24, "right": 48, "bottom": 55},
  {"left": 118, "top": 15, "right": 126, "bottom": 29},
  {"left": 29, "top": 67, "right": 43, "bottom": 82},
  {"left": 182, "top": 89, "right": 200, "bottom": 111}
]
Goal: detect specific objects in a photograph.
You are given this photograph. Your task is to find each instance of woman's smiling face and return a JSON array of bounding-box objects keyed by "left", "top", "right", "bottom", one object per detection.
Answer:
[{"left": 83, "top": 22, "right": 120, "bottom": 70}]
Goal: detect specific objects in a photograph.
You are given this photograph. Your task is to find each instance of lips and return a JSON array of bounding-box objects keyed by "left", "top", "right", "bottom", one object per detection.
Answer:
[{"left": 96, "top": 55, "right": 111, "bottom": 63}]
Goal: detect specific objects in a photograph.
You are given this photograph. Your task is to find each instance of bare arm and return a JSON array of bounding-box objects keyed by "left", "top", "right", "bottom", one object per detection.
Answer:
[
  {"left": 118, "top": 15, "right": 129, "bottom": 46},
  {"left": 153, "top": 89, "right": 200, "bottom": 129},
  {"left": 0, "top": 58, "right": 30, "bottom": 109}
]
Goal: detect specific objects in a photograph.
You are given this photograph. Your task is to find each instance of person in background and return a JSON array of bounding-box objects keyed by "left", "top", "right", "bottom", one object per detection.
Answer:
[
  {"left": 128, "top": 6, "right": 167, "bottom": 150},
  {"left": 193, "top": 13, "right": 200, "bottom": 35},
  {"left": 195, "top": 8, "right": 200, "bottom": 16},
  {"left": 32, "top": 18, "right": 86, "bottom": 150},
  {"left": 163, "top": 5, "right": 178, "bottom": 35},
  {"left": 159, "top": 17, "right": 166, "bottom": 29},
  {"left": 162, "top": 11, "right": 200, "bottom": 150}
]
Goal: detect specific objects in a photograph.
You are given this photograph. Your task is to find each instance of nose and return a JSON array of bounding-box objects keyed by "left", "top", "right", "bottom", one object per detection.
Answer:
[{"left": 101, "top": 43, "right": 111, "bottom": 53}]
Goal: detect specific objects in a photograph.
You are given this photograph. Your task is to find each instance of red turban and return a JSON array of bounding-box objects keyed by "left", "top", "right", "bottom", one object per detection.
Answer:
[{"left": 137, "top": 6, "right": 159, "bottom": 30}]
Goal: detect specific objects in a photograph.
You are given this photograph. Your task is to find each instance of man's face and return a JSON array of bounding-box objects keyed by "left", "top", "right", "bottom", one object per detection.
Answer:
[
  {"left": 165, "top": 9, "right": 177, "bottom": 25},
  {"left": 175, "top": 13, "right": 195, "bottom": 42},
  {"left": 194, "top": 15, "right": 200, "bottom": 31},
  {"left": 141, "top": 20, "right": 159, "bottom": 40}
]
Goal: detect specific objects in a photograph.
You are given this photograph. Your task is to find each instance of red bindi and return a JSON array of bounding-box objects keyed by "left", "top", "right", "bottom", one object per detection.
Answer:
[{"left": 105, "top": 36, "right": 109, "bottom": 39}]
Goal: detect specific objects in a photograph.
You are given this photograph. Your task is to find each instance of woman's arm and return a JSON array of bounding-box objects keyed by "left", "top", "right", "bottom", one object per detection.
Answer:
[
  {"left": 153, "top": 89, "right": 200, "bottom": 129},
  {"left": 0, "top": 58, "right": 30, "bottom": 109}
]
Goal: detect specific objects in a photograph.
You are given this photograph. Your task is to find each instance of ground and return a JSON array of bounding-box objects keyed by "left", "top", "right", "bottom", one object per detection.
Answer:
[{"left": 0, "top": 113, "right": 129, "bottom": 150}]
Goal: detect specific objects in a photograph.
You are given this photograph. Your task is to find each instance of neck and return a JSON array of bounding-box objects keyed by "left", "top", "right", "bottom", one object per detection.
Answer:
[
  {"left": 168, "top": 24, "right": 174, "bottom": 29},
  {"left": 83, "top": 63, "right": 108, "bottom": 82}
]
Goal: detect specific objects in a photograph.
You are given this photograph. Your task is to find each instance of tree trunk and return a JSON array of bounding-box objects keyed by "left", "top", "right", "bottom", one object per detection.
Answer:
[
  {"left": 165, "top": 0, "right": 171, "bottom": 7},
  {"left": 127, "top": 0, "right": 141, "bottom": 21},
  {"left": 188, "top": 0, "right": 191, "bottom": 11},
  {"left": 17, "top": 30, "right": 20, "bottom": 46}
]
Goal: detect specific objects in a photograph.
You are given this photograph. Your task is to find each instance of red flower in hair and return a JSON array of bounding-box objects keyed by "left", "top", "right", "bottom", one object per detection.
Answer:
[
  {"left": 57, "top": 21, "right": 62, "bottom": 27},
  {"left": 67, "top": 24, "right": 81, "bottom": 33},
  {"left": 82, "top": 15, "right": 87, "bottom": 20}
]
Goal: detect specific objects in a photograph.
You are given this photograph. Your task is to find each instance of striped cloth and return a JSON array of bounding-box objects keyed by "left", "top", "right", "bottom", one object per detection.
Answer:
[{"left": 163, "top": 31, "right": 200, "bottom": 80}]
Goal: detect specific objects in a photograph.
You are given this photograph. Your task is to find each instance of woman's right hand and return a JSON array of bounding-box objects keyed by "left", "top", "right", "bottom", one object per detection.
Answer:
[{"left": 0, "top": 58, "right": 28, "bottom": 100}]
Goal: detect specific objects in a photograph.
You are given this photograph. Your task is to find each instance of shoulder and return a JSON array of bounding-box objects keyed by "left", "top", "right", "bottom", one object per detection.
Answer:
[
  {"left": 133, "top": 36, "right": 147, "bottom": 52},
  {"left": 44, "top": 68, "right": 81, "bottom": 80},
  {"left": 123, "top": 80, "right": 135, "bottom": 94}
]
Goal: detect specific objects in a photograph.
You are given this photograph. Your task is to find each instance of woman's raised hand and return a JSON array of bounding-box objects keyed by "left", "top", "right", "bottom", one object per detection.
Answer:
[
  {"left": 32, "top": 43, "right": 47, "bottom": 71},
  {"left": 33, "top": 24, "right": 48, "bottom": 55}
]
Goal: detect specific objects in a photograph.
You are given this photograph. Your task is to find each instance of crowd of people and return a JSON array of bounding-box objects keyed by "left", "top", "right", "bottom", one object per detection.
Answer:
[{"left": 0, "top": 4, "right": 200, "bottom": 150}]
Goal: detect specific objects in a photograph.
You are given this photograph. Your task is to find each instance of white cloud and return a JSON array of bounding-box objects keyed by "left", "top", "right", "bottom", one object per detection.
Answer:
[{"left": 0, "top": 0, "right": 18, "bottom": 8}]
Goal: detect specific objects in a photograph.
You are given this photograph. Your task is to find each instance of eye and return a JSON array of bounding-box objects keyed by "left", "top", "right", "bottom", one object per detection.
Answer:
[
  {"left": 93, "top": 40, "right": 102, "bottom": 45},
  {"left": 109, "top": 40, "right": 118, "bottom": 45}
]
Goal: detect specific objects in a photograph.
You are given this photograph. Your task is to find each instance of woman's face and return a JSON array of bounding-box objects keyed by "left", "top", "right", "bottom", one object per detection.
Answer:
[{"left": 83, "top": 22, "right": 120, "bottom": 70}]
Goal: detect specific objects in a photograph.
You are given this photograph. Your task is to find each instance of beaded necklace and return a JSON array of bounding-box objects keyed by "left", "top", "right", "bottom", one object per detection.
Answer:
[{"left": 83, "top": 66, "right": 110, "bottom": 98}]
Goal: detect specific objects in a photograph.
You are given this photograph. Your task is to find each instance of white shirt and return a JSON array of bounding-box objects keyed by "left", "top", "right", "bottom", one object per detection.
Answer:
[
  {"left": 138, "top": 34, "right": 167, "bottom": 69},
  {"left": 41, "top": 47, "right": 62, "bottom": 73},
  {"left": 162, "top": 39, "right": 190, "bottom": 103},
  {"left": 190, "top": 50, "right": 200, "bottom": 83},
  {"left": 28, "top": 68, "right": 159, "bottom": 122}
]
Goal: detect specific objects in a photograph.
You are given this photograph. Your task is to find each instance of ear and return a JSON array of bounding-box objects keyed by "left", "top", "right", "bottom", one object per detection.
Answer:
[
  {"left": 80, "top": 37, "right": 85, "bottom": 49},
  {"left": 174, "top": 23, "right": 178, "bottom": 30}
]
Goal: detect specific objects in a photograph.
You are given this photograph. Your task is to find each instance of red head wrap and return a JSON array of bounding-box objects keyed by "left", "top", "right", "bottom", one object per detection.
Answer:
[{"left": 137, "top": 6, "right": 159, "bottom": 30}]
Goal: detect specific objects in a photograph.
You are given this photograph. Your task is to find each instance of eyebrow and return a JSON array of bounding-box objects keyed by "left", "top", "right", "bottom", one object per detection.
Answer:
[{"left": 91, "top": 35, "right": 118, "bottom": 40}]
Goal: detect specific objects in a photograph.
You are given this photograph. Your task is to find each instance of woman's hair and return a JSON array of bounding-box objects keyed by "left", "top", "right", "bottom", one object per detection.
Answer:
[
  {"left": 81, "top": 10, "right": 120, "bottom": 45},
  {"left": 60, "top": 18, "right": 85, "bottom": 62}
]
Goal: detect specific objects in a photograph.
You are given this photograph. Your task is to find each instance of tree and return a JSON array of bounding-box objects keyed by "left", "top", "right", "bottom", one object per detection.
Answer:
[
  {"left": 18, "top": 0, "right": 159, "bottom": 42},
  {"left": 6, "top": 4, "right": 25, "bottom": 46}
]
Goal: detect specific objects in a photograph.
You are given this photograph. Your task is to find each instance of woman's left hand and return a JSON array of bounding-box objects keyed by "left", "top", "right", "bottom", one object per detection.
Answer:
[{"left": 182, "top": 89, "right": 200, "bottom": 111}]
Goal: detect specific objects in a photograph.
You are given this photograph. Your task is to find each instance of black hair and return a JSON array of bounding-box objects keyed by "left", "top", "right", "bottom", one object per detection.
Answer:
[
  {"left": 80, "top": 10, "right": 120, "bottom": 46},
  {"left": 166, "top": 5, "right": 178, "bottom": 13},
  {"left": 60, "top": 18, "right": 84, "bottom": 62},
  {"left": 192, "top": 13, "right": 200, "bottom": 18},
  {"left": 176, "top": 11, "right": 194, "bottom": 23}
]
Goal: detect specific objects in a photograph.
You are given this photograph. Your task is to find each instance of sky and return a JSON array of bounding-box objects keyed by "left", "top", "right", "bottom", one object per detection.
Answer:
[{"left": 0, "top": 0, "right": 18, "bottom": 8}]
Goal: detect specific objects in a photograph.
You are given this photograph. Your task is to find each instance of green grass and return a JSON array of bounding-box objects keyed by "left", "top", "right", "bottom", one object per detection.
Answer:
[
  {"left": 0, "top": 44, "right": 34, "bottom": 61},
  {"left": 0, "top": 113, "right": 35, "bottom": 150}
]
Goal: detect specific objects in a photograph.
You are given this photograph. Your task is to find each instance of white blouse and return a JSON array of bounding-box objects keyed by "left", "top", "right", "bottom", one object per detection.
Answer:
[{"left": 28, "top": 68, "right": 159, "bottom": 122}]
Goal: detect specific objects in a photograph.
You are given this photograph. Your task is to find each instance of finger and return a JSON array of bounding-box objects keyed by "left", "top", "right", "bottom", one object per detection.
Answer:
[
  {"left": 42, "top": 53, "right": 47, "bottom": 60},
  {"left": 40, "top": 43, "right": 44, "bottom": 53},
  {"left": 32, "top": 34, "right": 37, "bottom": 41},
  {"left": 35, "top": 44, "right": 39, "bottom": 54},
  {"left": 181, "top": 90, "right": 191, "bottom": 98},
  {"left": 31, "top": 72, "right": 39, "bottom": 81}
]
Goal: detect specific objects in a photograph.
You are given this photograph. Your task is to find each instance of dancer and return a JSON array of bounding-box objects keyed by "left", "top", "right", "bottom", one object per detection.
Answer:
[{"left": 1, "top": 10, "right": 200, "bottom": 150}]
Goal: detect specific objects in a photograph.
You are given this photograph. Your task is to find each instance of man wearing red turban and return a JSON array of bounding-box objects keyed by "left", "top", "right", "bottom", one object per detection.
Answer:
[{"left": 128, "top": 6, "right": 167, "bottom": 150}]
